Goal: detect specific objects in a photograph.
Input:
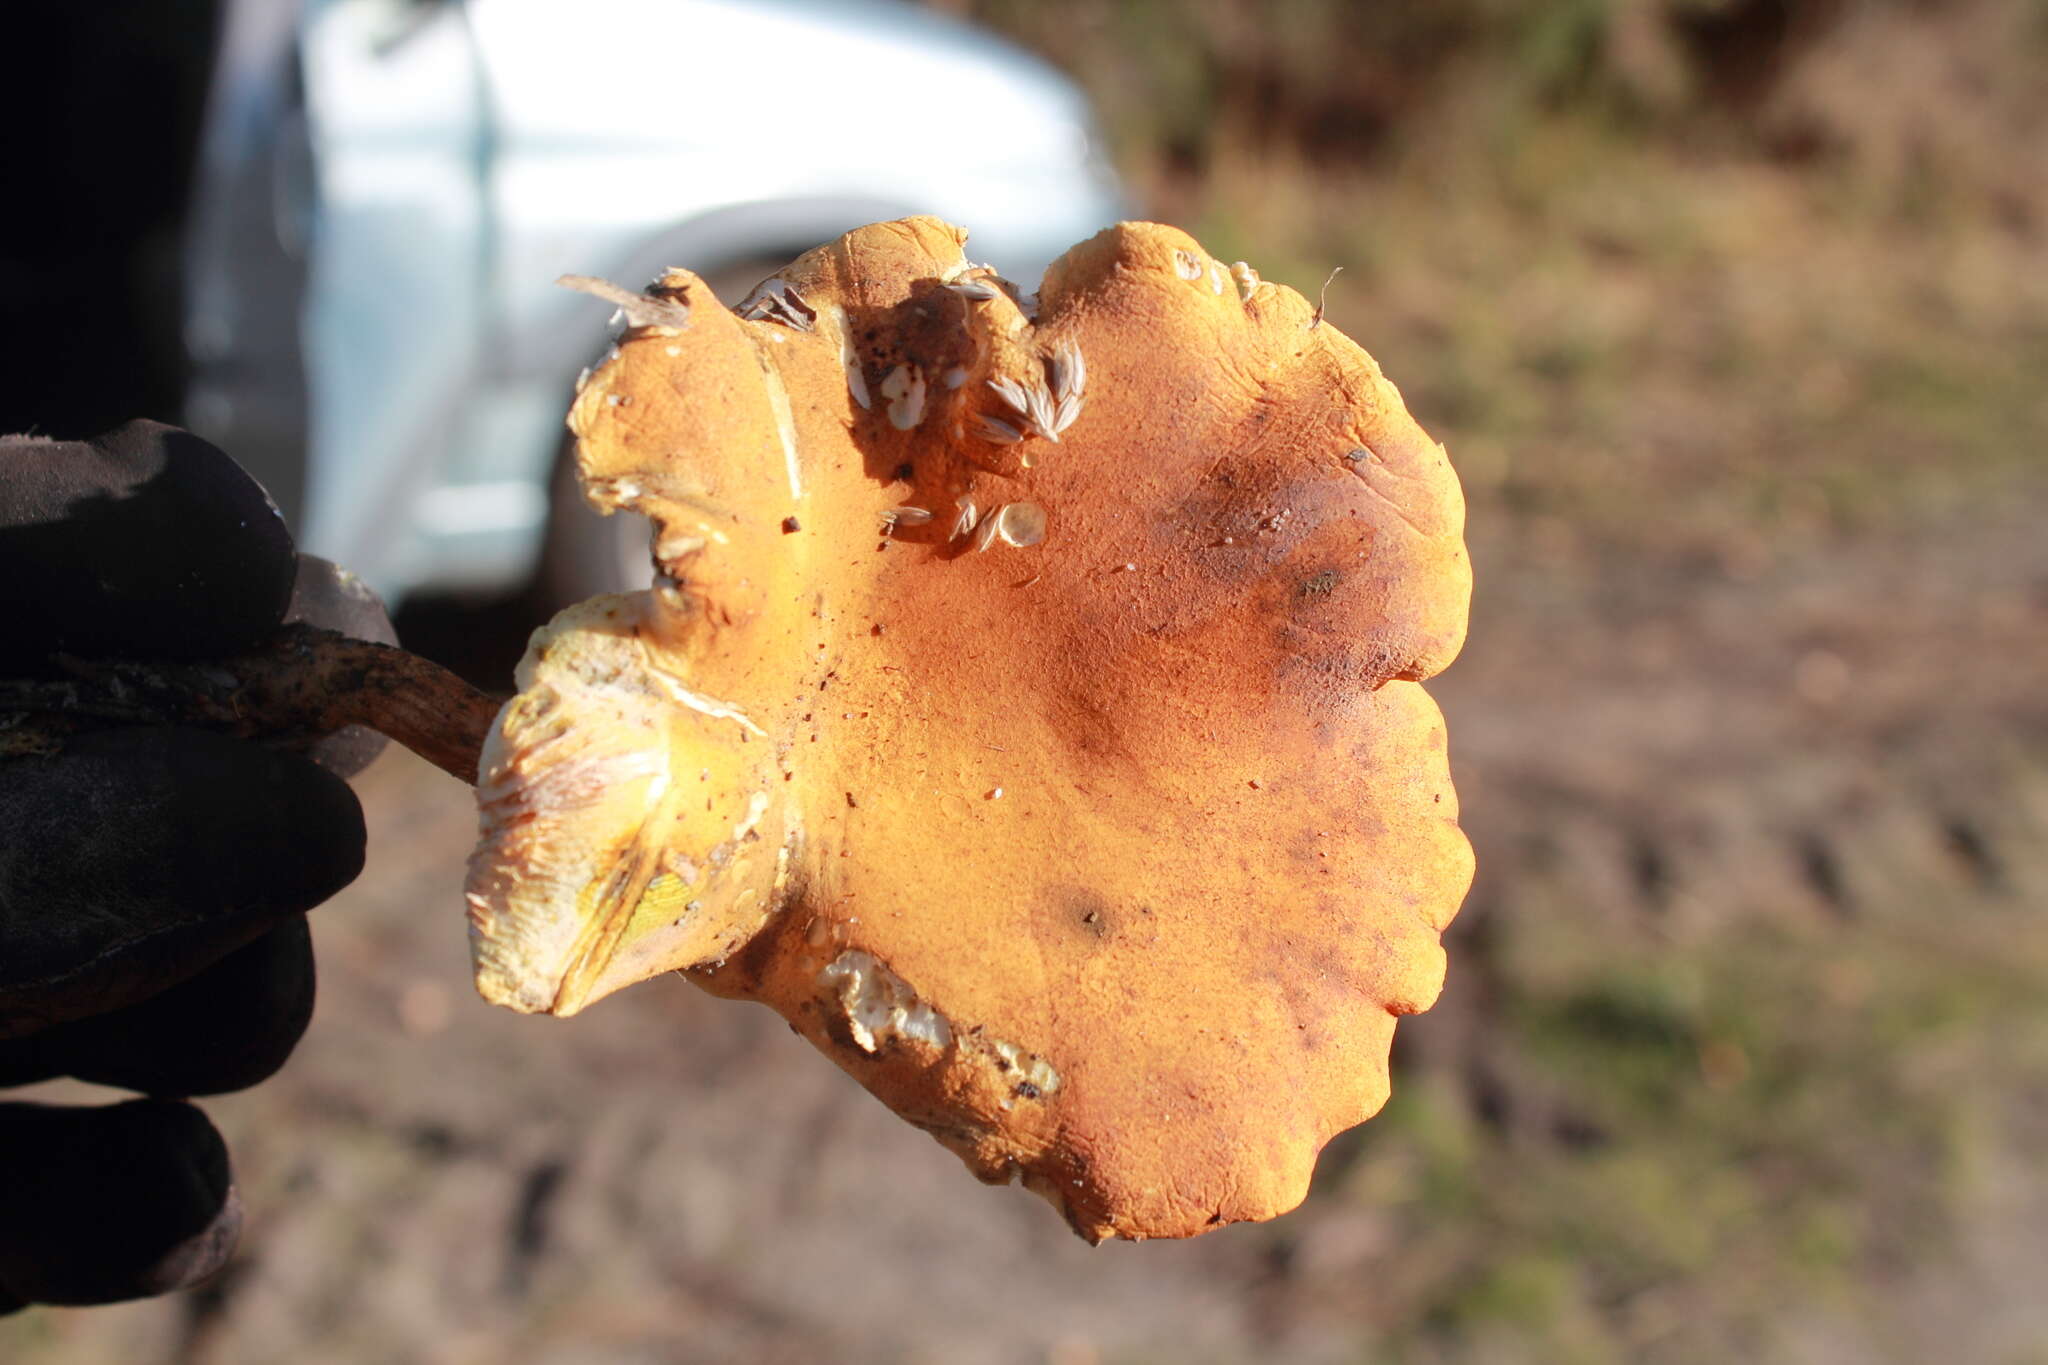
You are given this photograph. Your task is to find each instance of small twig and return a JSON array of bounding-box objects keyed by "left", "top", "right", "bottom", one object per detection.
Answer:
[
  {"left": 557, "top": 273, "right": 692, "bottom": 329},
  {"left": 0, "top": 625, "right": 502, "bottom": 785},
  {"left": 1309, "top": 266, "right": 1344, "bottom": 330}
]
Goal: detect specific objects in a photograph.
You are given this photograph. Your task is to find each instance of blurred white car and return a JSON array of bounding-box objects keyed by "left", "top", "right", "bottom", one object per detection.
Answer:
[{"left": 183, "top": 0, "right": 1123, "bottom": 602}]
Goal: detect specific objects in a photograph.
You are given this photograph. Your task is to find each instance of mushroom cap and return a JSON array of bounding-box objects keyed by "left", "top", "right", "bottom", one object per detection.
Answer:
[{"left": 466, "top": 219, "right": 1473, "bottom": 1241}]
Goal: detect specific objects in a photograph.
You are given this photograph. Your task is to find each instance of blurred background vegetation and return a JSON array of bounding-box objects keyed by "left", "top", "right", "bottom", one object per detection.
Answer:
[
  {"left": 960, "top": 0, "right": 2046, "bottom": 551},
  {"left": 940, "top": 1, "right": 2048, "bottom": 1359}
]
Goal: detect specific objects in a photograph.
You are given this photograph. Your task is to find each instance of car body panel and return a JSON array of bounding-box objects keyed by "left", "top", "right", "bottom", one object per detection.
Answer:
[{"left": 184, "top": 0, "right": 1124, "bottom": 601}]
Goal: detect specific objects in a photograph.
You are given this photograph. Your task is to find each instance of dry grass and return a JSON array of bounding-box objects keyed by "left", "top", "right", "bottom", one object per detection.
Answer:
[{"left": 967, "top": 0, "right": 2048, "bottom": 550}]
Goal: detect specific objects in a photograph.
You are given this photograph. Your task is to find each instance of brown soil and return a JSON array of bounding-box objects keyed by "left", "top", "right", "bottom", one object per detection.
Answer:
[{"left": 7, "top": 471, "right": 2042, "bottom": 1363}]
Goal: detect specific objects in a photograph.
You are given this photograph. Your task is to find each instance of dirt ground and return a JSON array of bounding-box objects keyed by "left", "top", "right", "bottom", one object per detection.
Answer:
[{"left": 5, "top": 467, "right": 2042, "bottom": 1363}]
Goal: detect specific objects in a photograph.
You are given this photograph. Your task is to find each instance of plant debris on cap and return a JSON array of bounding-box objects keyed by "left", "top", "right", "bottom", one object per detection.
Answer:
[{"left": 466, "top": 218, "right": 1473, "bottom": 1242}]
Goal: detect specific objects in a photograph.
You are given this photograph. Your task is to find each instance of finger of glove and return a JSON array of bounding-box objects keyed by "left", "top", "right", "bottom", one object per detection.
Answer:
[
  {"left": 0, "top": 420, "right": 296, "bottom": 665},
  {"left": 0, "top": 728, "right": 363, "bottom": 1039},
  {"left": 0, "top": 1099, "right": 239, "bottom": 1308},
  {"left": 0, "top": 917, "right": 314, "bottom": 1096},
  {"left": 285, "top": 554, "right": 397, "bottom": 778}
]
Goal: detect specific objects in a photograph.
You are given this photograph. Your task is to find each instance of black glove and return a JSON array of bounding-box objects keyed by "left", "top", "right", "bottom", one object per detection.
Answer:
[{"left": 0, "top": 421, "right": 388, "bottom": 1310}]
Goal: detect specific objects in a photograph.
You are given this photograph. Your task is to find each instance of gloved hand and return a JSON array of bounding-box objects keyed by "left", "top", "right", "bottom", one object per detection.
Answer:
[{"left": 0, "top": 420, "right": 389, "bottom": 1310}]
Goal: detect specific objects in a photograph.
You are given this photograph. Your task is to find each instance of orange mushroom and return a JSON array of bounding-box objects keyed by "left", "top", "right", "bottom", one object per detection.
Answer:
[{"left": 465, "top": 219, "right": 1473, "bottom": 1241}]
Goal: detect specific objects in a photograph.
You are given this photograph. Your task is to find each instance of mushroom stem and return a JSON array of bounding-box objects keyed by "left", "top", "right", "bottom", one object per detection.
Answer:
[{"left": 0, "top": 624, "right": 501, "bottom": 785}]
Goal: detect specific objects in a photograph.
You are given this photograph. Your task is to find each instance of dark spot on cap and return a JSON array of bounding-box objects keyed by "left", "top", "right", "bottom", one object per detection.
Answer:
[
  {"left": 1060, "top": 889, "right": 1115, "bottom": 940},
  {"left": 894, "top": 462, "right": 915, "bottom": 482},
  {"left": 1298, "top": 569, "right": 1341, "bottom": 600},
  {"left": 782, "top": 517, "right": 802, "bottom": 534}
]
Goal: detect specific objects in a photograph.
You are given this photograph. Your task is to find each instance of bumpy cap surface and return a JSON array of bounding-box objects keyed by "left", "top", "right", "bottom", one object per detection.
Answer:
[{"left": 466, "top": 219, "right": 1473, "bottom": 1241}]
